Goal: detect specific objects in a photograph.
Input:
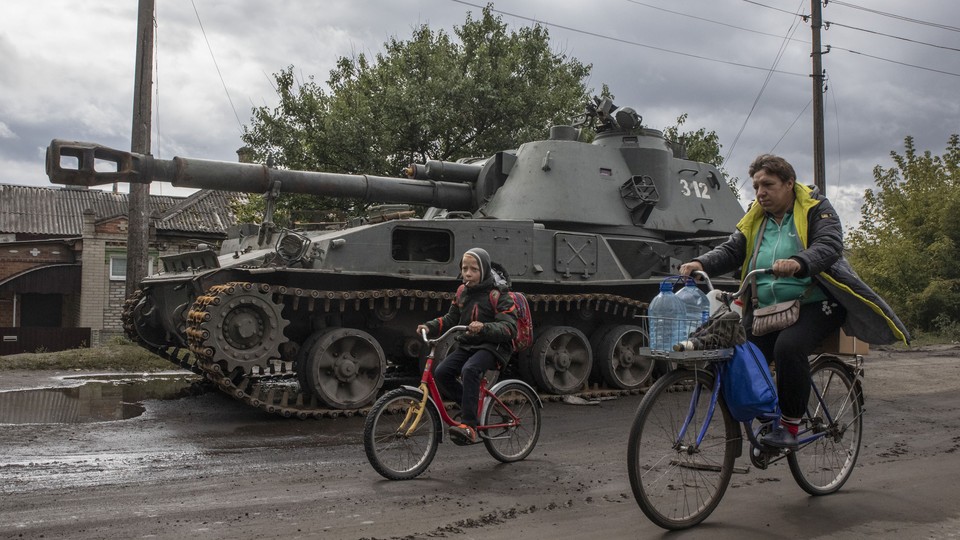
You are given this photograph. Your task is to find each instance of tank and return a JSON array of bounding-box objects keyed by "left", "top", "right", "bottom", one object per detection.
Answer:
[{"left": 45, "top": 98, "right": 744, "bottom": 418}]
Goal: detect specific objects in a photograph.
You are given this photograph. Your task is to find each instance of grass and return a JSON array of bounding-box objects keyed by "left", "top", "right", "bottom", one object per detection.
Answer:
[{"left": 0, "top": 340, "right": 175, "bottom": 372}]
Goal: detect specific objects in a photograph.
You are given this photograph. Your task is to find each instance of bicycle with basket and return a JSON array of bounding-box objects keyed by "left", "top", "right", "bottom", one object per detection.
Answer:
[{"left": 627, "top": 269, "right": 865, "bottom": 530}]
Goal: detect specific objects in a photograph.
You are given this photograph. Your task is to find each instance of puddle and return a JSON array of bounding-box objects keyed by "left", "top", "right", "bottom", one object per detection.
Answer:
[{"left": 0, "top": 373, "right": 203, "bottom": 424}]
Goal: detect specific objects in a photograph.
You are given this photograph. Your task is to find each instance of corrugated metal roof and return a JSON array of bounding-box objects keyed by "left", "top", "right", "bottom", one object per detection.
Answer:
[{"left": 0, "top": 184, "right": 236, "bottom": 236}]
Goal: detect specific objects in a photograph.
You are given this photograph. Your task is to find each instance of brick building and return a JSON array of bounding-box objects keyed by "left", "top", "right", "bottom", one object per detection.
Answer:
[{"left": 0, "top": 184, "right": 236, "bottom": 353}]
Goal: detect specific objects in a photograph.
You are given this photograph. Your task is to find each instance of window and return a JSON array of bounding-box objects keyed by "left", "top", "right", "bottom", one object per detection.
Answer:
[
  {"left": 109, "top": 256, "right": 127, "bottom": 280},
  {"left": 109, "top": 255, "right": 155, "bottom": 280},
  {"left": 391, "top": 228, "right": 452, "bottom": 262}
]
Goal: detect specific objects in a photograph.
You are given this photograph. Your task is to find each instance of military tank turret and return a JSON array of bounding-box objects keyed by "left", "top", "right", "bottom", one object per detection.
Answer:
[{"left": 46, "top": 98, "right": 744, "bottom": 418}]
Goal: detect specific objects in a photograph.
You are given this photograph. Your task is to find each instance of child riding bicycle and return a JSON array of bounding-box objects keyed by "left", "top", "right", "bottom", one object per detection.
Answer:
[{"left": 417, "top": 247, "right": 518, "bottom": 445}]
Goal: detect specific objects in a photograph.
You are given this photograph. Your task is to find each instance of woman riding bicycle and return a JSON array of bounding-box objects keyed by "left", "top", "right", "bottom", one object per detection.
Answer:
[{"left": 679, "top": 154, "right": 909, "bottom": 449}]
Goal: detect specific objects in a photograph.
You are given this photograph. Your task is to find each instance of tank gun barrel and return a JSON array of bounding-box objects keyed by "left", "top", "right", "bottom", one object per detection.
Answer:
[
  {"left": 46, "top": 140, "right": 475, "bottom": 210},
  {"left": 404, "top": 160, "right": 482, "bottom": 183}
]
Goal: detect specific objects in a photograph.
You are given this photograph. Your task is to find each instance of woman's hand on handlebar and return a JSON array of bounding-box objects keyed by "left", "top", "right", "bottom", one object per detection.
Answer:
[
  {"left": 466, "top": 321, "right": 483, "bottom": 335},
  {"left": 772, "top": 258, "right": 801, "bottom": 278},
  {"left": 678, "top": 261, "right": 703, "bottom": 277}
]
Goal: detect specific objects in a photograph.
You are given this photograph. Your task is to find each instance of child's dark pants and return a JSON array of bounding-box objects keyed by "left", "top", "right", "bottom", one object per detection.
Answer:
[{"left": 435, "top": 348, "right": 498, "bottom": 427}]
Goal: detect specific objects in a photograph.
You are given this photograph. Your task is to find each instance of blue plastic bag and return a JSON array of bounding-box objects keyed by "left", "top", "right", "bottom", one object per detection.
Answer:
[{"left": 721, "top": 341, "right": 779, "bottom": 422}]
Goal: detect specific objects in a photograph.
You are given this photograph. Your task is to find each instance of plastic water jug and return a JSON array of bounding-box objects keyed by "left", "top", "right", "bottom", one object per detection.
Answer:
[
  {"left": 676, "top": 279, "right": 710, "bottom": 336},
  {"left": 649, "top": 280, "right": 684, "bottom": 352}
]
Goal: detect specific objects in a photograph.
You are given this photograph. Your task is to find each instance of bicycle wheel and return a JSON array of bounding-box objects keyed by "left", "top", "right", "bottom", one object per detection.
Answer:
[
  {"left": 481, "top": 382, "right": 541, "bottom": 463},
  {"left": 627, "top": 368, "right": 740, "bottom": 530},
  {"left": 788, "top": 359, "right": 863, "bottom": 495},
  {"left": 363, "top": 388, "right": 441, "bottom": 480}
]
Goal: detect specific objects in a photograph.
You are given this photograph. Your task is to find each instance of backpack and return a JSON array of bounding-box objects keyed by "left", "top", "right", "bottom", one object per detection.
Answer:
[
  {"left": 507, "top": 291, "right": 533, "bottom": 352},
  {"left": 720, "top": 341, "right": 779, "bottom": 422},
  {"left": 454, "top": 285, "right": 533, "bottom": 352}
]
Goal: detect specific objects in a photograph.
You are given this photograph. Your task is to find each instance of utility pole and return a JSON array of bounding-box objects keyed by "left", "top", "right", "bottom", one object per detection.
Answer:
[
  {"left": 126, "top": 0, "right": 154, "bottom": 299},
  {"left": 811, "top": 0, "right": 827, "bottom": 194}
]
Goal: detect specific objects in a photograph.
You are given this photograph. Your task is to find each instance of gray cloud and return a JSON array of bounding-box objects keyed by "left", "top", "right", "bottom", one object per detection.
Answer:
[{"left": 2, "top": 0, "right": 956, "bottom": 229}]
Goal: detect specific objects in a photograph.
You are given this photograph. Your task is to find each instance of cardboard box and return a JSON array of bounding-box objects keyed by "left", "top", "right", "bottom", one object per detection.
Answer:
[{"left": 816, "top": 328, "right": 869, "bottom": 355}]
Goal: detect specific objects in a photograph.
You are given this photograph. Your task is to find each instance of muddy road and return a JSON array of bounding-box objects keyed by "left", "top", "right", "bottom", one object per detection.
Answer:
[{"left": 2, "top": 347, "right": 959, "bottom": 539}]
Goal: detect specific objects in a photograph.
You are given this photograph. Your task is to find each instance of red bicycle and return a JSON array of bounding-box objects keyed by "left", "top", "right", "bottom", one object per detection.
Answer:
[{"left": 363, "top": 325, "right": 542, "bottom": 480}]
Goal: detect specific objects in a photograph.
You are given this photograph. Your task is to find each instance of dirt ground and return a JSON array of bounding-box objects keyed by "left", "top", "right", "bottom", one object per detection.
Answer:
[{"left": 1, "top": 345, "right": 959, "bottom": 539}]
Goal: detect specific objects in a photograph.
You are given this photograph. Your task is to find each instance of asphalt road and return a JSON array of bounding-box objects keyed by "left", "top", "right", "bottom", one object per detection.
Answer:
[{"left": 1, "top": 346, "right": 959, "bottom": 539}]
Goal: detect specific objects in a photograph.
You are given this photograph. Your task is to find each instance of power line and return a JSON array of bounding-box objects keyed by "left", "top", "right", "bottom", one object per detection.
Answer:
[
  {"left": 770, "top": 99, "right": 811, "bottom": 154},
  {"left": 625, "top": 0, "right": 811, "bottom": 44},
  {"left": 829, "top": 44, "right": 960, "bottom": 77},
  {"left": 741, "top": 0, "right": 800, "bottom": 17},
  {"left": 829, "top": 1, "right": 960, "bottom": 33},
  {"left": 724, "top": 1, "right": 806, "bottom": 166},
  {"left": 449, "top": 0, "right": 807, "bottom": 77},
  {"left": 825, "top": 19, "right": 960, "bottom": 53},
  {"left": 742, "top": 0, "right": 960, "bottom": 77},
  {"left": 190, "top": 0, "right": 244, "bottom": 134}
]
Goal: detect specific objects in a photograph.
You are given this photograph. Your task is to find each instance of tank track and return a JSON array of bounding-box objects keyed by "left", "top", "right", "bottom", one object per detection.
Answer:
[{"left": 134, "top": 283, "right": 648, "bottom": 418}]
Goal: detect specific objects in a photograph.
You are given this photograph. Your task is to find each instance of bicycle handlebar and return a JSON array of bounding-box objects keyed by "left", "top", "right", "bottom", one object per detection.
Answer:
[
  {"left": 716, "top": 268, "right": 774, "bottom": 306},
  {"left": 420, "top": 325, "right": 468, "bottom": 344}
]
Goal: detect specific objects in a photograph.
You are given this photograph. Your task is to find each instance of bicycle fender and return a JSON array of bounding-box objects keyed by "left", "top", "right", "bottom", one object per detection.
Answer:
[{"left": 486, "top": 379, "right": 543, "bottom": 409}]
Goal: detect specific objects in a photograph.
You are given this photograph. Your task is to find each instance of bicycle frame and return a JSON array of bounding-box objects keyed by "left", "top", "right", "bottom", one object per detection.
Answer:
[
  {"left": 397, "top": 327, "right": 530, "bottom": 440},
  {"left": 671, "top": 353, "right": 862, "bottom": 464},
  {"left": 677, "top": 367, "right": 726, "bottom": 451}
]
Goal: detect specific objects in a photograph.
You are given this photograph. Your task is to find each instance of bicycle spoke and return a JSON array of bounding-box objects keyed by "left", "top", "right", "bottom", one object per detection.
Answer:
[
  {"left": 628, "top": 369, "right": 737, "bottom": 530},
  {"left": 789, "top": 360, "right": 862, "bottom": 495},
  {"left": 363, "top": 388, "right": 441, "bottom": 480}
]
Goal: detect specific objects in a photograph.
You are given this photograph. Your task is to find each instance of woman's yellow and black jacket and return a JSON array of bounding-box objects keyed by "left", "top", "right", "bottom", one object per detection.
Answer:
[{"left": 695, "top": 183, "right": 909, "bottom": 345}]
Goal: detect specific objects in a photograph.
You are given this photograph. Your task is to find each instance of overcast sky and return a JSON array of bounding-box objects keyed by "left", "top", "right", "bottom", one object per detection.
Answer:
[{"left": 2, "top": 0, "right": 957, "bottom": 230}]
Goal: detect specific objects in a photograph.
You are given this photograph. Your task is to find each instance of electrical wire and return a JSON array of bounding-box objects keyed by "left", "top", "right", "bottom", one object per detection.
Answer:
[
  {"left": 724, "top": 0, "right": 806, "bottom": 168},
  {"left": 829, "top": 0, "right": 960, "bottom": 33},
  {"left": 825, "top": 19, "right": 960, "bottom": 52},
  {"left": 770, "top": 99, "right": 811, "bottom": 154},
  {"left": 744, "top": 0, "right": 960, "bottom": 76},
  {"left": 829, "top": 80, "right": 842, "bottom": 198},
  {"left": 190, "top": 0, "right": 244, "bottom": 135},
  {"left": 153, "top": 14, "right": 162, "bottom": 161},
  {"left": 153, "top": 13, "right": 162, "bottom": 194},
  {"left": 448, "top": 0, "right": 807, "bottom": 77},
  {"left": 829, "top": 45, "right": 960, "bottom": 77},
  {"left": 624, "top": 0, "right": 811, "bottom": 44}
]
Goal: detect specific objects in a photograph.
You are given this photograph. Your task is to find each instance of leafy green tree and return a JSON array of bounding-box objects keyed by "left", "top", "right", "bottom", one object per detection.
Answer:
[
  {"left": 847, "top": 134, "right": 960, "bottom": 334},
  {"left": 663, "top": 114, "right": 740, "bottom": 199},
  {"left": 236, "top": 5, "right": 591, "bottom": 226}
]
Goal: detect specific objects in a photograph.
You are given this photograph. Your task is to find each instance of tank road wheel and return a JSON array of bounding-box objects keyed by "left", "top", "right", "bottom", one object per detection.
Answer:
[
  {"left": 123, "top": 289, "right": 167, "bottom": 349},
  {"left": 597, "top": 325, "right": 654, "bottom": 390},
  {"left": 529, "top": 326, "right": 592, "bottom": 395},
  {"left": 304, "top": 328, "right": 386, "bottom": 409},
  {"left": 295, "top": 329, "right": 335, "bottom": 394},
  {"left": 588, "top": 324, "right": 620, "bottom": 384},
  {"left": 195, "top": 284, "right": 289, "bottom": 373}
]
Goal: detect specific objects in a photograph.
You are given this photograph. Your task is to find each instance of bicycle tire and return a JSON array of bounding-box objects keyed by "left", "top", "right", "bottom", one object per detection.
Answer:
[
  {"left": 627, "top": 368, "right": 739, "bottom": 530},
  {"left": 788, "top": 359, "right": 863, "bottom": 495},
  {"left": 481, "top": 382, "right": 541, "bottom": 463},
  {"left": 363, "top": 387, "right": 441, "bottom": 481}
]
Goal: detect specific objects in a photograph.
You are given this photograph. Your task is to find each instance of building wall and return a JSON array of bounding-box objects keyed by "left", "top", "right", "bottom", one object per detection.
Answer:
[
  {"left": 1, "top": 214, "right": 229, "bottom": 346},
  {"left": 78, "top": 211, "right": 107, "bottom": 337},
  {"left": 0, "top": 240, "right": 78, "bottom": 328}
]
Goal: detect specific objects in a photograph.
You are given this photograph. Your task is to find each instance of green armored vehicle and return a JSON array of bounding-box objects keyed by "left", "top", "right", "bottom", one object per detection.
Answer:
[{"left": 46, "top": 98, "right": 744, "bottom": 417}]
